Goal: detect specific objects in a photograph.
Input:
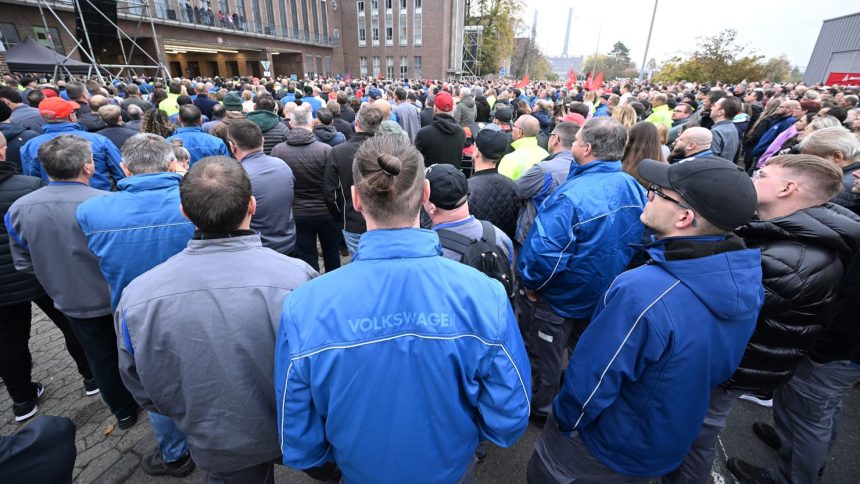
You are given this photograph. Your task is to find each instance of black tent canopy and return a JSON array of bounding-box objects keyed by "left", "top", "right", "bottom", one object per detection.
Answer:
[{"left": 5, "top": 37, "right": 95, "bottom": 74}]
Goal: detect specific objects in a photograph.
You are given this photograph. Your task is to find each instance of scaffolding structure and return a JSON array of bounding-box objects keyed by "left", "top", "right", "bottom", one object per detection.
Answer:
[
  {"left": 461, "top": 25, "right": 483, "bottom": 77},
  {"left": 35, "top": 0, "right": 170, "bottom": 82}
]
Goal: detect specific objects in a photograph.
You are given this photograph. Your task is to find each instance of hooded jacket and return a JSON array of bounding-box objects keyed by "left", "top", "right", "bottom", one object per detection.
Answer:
[
  {"left": 312, "top": 124, "right": 345, "bottom": 147},
  {"left": 273, "top": 129, "right": 332, "bottom": 218},
  {"left": 276, "top": 228, "right": 530, "bottom": 483},
  {"left": 0, "top": 162, "right": 45, "bottom": 305},
  {"left": 553, "top": 236, "right": 763, "bottom": 477},
  {"left": 20, "top": 122, "right": 125, "bottom": 191},
  {"left": 452, "top": 94, "right": 477, "bottom": 127},
  {"left": 514, "top": 150, "right": 574, "bottom": 244},
  {"left": 323, "top": 131, "right": 373, "bottom": 233},
  {"left": 210, "top": 111, "right": 246, "bottom": 145},
  {"left": 414, "top": 114, "right": 466, "bottom": 169},
  {"left": 517, "top": 161, "right": 647, "bottom": 319},
  {"left": 0, "top": 123, "right": 39, "bottom": 172},
  {"left": 724, "top": 204, "right": 860, "bottom": 393},
  {"left": 166, "top": 126, "right": 230, "bottom": 165},
  {"left": 474, "top": 96, "right": 492, "bottom": 123},
  {"left": 247, "top": 110, "right": 289, "bottom": 155}
]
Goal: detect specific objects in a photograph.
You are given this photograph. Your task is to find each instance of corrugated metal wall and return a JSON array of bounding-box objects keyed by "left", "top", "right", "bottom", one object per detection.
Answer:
[{"left": 804, "top": 12, "right": 860, "bottom": 84}]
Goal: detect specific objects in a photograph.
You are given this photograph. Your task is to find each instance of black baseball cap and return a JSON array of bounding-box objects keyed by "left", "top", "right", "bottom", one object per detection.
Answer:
[
  {"left": 637, "top": 156, "right": 757, "bottom": 231},
  {"left": 475, "top": 129, "right": 510, "bottom": 162},
  {"left": 494, "top": 108, "right": 513, "bottom": 123},
  {"left": 425, "top": 163, "right": 468, "bottom": 210}
]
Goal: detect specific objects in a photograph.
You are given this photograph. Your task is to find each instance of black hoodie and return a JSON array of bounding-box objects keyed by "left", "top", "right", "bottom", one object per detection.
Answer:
[
  {"left": 414, "top": 114, "right": 466, "bottom": 169},
  {"left": 0, "top": 160, "right": 46, "bottom": 305},
  {"left": 0, "top": 123, "right": 39, "bottom": 173}
]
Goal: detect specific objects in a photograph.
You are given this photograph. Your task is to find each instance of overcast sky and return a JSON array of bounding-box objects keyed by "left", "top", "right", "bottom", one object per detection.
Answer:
[{"left": 521, "top": 0, "right": 857, "bottom": 69}]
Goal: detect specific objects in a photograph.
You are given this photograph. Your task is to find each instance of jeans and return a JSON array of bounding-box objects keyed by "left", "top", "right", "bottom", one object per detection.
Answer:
[
  {"left": 528, "top": 413, "right": 653, "bottom": 484},
  {"left": 65, "top": 314, "right": 138, "bottom": 419},
  {"left": 0, "top": 297, "right": 91, "bottom": 403},
  {"left": 342, "top": 230, "right": 362, "bottom": 257},
  {"left": 295, "top": 215, "right": 342, "bottom": 272},
  {"left": 662, "top": 386, "right": 743, "bottom": 484},
  {"left": 515, "top": 292, "right": 588, "bottom": 417},
  {"left": 149, "top": 412, "right": 189, "bottom": 462},
  {"left": 771, "top": 358, "right": 860, "bottom": 484}
]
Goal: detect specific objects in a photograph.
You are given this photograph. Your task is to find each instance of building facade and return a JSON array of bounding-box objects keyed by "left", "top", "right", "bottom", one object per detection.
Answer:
[
  {"left": 804, "top": 12, "right": 860, "bottom": 86},
  {"left": 0, "top": 0, "right": 465, "bottom": 80}
]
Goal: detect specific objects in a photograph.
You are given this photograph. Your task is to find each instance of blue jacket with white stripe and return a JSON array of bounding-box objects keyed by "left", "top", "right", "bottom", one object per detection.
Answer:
[
  {"left": 275, "top": 228, "right": 531, "bottom": 484},
  {"left": 517, "top": 160, "right": 647, "bottom": 319},
  {"left": 553, "top": 236, "right": 763, "bottom": 477}
]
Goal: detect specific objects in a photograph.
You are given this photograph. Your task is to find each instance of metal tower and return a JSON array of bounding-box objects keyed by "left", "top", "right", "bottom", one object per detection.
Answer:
[{"left": 561, "top": 8, "right": 573, "bottom": 58}]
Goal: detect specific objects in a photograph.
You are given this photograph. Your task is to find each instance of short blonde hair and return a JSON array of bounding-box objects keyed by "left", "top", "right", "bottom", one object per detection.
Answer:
[{"left": 765, "top": 154, "right": 844, "bottom": 202}]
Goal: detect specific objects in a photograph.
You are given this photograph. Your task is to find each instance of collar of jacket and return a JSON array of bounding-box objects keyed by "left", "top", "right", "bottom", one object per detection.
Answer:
[
  {"left": 0, "top": 160, "right": 17, "bottom": 181},
  {"left": 350, "top": 131, "right": 375, "bottom": 142},
  {"left": 174, "top": 126, "right": 205, "bottom": 134},
  {"left": 638, "top": 234, "right": 745, "bottom": 262},
  {"left": 186, "top": 232, "right": 262, "bottom": 252},
  {"left": 681, "top": 149, "right": 714, "bottom": 161},
  {"left": 653, "top": 104, "right": 670, "bottom": 113},
  {"left": 471, "top": 168, "right": 499, "bottom": 177},
  {"left": 567, "top": 159, "right": 621, "bottom": 179},
  {"left": 511, "top": 136, "right": 538, "bottom": 151},
  {"left": 240, "top": 150, "right": 268, "bottom": 163},
  {"left": 354, "top": 228, "right": 443, "bottom": 261},
  {"left": 543, "top": 150, "right": 574, "bottom": 163},
  {"left": 117, "top": 172, "right": 182, "bottom": 192},
  {"left": 43, "top": 122, "right": 84, "bottom": 133}
]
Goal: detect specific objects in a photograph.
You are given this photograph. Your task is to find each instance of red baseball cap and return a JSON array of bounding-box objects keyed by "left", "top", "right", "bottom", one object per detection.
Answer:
[
  {"left": 42, "top": 88, "right": 58, "bottom": 98},
  {"left": 562, "top": 113, "right": 586, "bottom": 126},
  {"left": 38, "top": 97, "right": 80, "bottom": 120},
  {"left": 434, "top": 92, "right": 454, "bottom": 112}
]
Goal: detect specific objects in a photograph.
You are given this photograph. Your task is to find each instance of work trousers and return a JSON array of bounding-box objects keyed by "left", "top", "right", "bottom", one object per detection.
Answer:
[
  {"left": 295, "top": 214, "right": 342, "bottom": 273},
  {"left": 0, "top": 297, "right": 91, "bottom": 403}
]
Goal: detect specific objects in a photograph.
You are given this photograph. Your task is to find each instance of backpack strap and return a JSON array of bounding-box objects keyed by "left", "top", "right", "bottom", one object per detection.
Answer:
[
  {"left": 479, "top": 220, "right": 496, "bottom": 247},
  {"left": 436, "top": 228, "right": 476, "bottom": 259}
]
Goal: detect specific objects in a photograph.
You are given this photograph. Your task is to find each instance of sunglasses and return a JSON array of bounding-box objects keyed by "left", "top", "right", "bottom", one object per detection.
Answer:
[{"left": 647, "top": 184, "right": 690, "bottom": 209}]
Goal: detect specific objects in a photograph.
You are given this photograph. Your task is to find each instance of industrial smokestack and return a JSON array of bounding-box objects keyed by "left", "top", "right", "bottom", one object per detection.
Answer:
[
  {"left": 532, "top": 10, "right": 538, "bottom": 39},
  {"left": 561, "top": 8, "right": 572, "bottom": 58}
]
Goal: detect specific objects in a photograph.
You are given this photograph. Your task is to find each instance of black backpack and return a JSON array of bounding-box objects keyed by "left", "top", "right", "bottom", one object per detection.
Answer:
[{"left": 437, "top": 221, "right": 515, "bottom": 298}]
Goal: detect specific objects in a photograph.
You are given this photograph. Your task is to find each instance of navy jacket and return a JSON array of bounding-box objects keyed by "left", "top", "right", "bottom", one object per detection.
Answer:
[{"left": 554, "top": 236, "right": 763, "bottom": 477}]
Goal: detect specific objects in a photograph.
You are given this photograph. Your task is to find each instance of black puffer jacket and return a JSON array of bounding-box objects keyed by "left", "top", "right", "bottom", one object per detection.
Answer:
[
  {"left": 467, "top": 168, "right": 519, "bottom": 241},
  {"left": 832, "top": 162, "right": 860, "bottom": 215},
  {"left": 0, "top": 161, "right": 46, "bottom": 306},
  {"left": 414, "top": 114, "right": 466, "bottom": 169},
  {"left": 323, "top": 131, "right": 374, "bottom": 233},
  {"left": 474, "top": 96, "right": 491, "bottom": 123},
  {"left": 271, "top": 127, "right": 332, "bottom": 217},
  {"left": 0, "top": 123, "right": 39, "bottom": 173},
  {"left": 724, "top": 204, "right": 860, "bottom": 393}
]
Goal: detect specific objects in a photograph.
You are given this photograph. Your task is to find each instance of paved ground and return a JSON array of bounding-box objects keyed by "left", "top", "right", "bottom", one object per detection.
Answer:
[{"left": 3, "top": 305, "right": 859, "bottom": 483}]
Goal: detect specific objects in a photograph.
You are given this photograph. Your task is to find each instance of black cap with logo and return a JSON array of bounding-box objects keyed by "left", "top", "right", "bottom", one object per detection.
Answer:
[{"left": 425, "top": 164, "right": 469, "bottom": 210}]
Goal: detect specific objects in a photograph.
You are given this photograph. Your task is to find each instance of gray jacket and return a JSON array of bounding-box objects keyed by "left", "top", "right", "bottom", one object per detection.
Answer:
[
  {"left": 6, "top": 182, "right": 112, "bottom": 317},
  {"left": 514, "top": 150, "right": 574, "bottom": 244},
  {"left": 116, "top": 234, "right": 316, "bottom": 473},
  {"left": 710, "top": 120, "right": 740, "bottom": 163},
  {"left": 240, "top": 150, "right": 297, "bottom": 255},
  {"left": 393, "top": 101, "right": 421, "bottom": 141},
  {"left": 452, "top": 95, "right": 477, "bottom": 127}
]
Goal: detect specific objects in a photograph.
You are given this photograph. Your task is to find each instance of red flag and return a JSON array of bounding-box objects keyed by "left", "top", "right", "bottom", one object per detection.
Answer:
[
  {"left": 566, "top": 68, "right": 577, "bottom": 90},
  {"left": 593, "top": 70, "right": 604, "bottom": 90},
  {"left": 585, "top": 70, "right": 594, "bottom": 90},
  {"left": 377, "top": 71, "right": 383, "bottom": 80},
  {"left": 515, "top": 74, "right": 529, "bottom": 88}
]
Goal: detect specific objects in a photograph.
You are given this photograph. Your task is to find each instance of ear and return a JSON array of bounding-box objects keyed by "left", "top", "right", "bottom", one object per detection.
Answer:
[
  {"left": 248, "top": 195, "right": 257, "bottom": 216},
  {"left": 674, "top": 208, "right": 697, "bottom": 230},
  {"left": 777, "top": 180, "right": 798, "bottom": 198},
  {"left": 179, "top": 203, "right": 190, "bottom": 221},
  {"left": 120, "top": 162, "right": 132, "bottom": 177},
  {"left": 351, "top": 185, "right": 362, "bottom": 213}
]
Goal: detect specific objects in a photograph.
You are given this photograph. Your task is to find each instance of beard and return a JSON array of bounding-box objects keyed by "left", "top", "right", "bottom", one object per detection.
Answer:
[{"left": 668, "top": 144, "right": 686, "bottom": 162}]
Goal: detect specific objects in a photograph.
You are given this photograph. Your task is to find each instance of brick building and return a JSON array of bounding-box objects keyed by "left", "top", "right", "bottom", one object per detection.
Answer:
[{"left": 0, "top": 0, "right": 465, "bottom": 80}]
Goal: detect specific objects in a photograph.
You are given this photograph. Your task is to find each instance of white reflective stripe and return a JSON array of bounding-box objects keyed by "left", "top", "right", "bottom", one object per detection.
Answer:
[
  {"left": 537, "top": 331, "right": 553, "bottom": 343},
  {"left": 534, "top": 205, "right": 643, "bottom": 292},
  {"left": 291, "top": 332, "right": 530, "bottom": 407},
  {"left": 82, "top": 221, "right": 194, "bottom": 236},
  {"left": 278, "top": 361, "right": 294, "bottom": 453},
  {"left": 573, "top": 280, "right": 680, "bottom": 428}
]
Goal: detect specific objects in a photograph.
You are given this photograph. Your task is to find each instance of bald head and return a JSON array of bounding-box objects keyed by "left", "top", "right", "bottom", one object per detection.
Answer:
[
  {"left": 372, "top": 99, "right": 392, "bottom": 118},
  {"left": 89, "top": 95, "right": 109, "bottom": 110},
  {"left": 672, "top": 126, "right": 713, "bottom": 158},
  {"left": 515, "top": 114, "right": 540, "bottom": 138}
]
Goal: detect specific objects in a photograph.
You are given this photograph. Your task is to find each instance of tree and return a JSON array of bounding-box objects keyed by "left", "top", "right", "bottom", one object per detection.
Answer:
[
  {"left": 652, "top": 29, "right": 774, "bottom": 84},
  {"left": 763, "top": 56, "right": 792, "bottom": 83},
  {"left": 582, "top": 41, "right": 638, "bottom": 80},
  {"left": 464, "top": 0, "right": 520, "bottom": 75},
  {"left": 608, "top": 41, "right": 632, "bottom": 65}
]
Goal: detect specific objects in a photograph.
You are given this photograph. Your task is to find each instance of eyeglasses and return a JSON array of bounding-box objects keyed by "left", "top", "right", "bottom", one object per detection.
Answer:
[
  {"left": 752, "top": 169, "right": 794, "bottom": 184},
  {"left": 647, "top": 184, "right": 690, "bottom": 209}
]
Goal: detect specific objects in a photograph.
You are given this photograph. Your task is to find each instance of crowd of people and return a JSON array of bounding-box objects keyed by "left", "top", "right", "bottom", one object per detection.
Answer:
[{"left": 1, "top": 71, "right": 859, "bottom": 484}]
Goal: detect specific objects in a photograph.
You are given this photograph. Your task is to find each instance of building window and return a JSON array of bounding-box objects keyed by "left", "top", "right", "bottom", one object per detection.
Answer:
[
  {"left": 360, "top": 57, "right": 368, "bottom": 77},
  {"left": 371, "top": 0, "right": 378, "bottom": 11},
  {"left": 386, "top": 56, "right": 394, "bottom": 79},
  {"left": 301, "top": 0, "right": 310, "bottom": 39},
  {"left": 311, "top": 0, "right": 319, "bottom": 39},
  {"left": 358, "top": 20, "right": 366, "bottom": 46},
  {"left": 0, "top": 23, "right": 19, "bottom": 49},
  {"left": 265, "top": 0, "right": 276, "bottom": 34},
  {"left": 373, "top": 56, "right": 380, "bottom": 77},
  {"left": 153, "top": 0, "right": 168, "bottom": 18},
  {"left": 278, "top": 0, "right": 288, "bottom": 35},
  {"left": 400, "top": 56, "right": 407, "bottom": 77},
  {"left": 400, "top": 0, "right": 406, "bottom": 8},
  {"left": 32, "top": 26, "right": 63, "bottom": 52},
  {"left": 385, "top": 0, "right": 392, "bottom": 10},
  {"left": 414, "top": 0, "right": 421, "bottom": 8},
  {"left": 371, "top": 15, "right": 379, "bottom": 46},
  {"left": 357, "top": 0, "right": 364, "bottom": 15},
  {"left": 385, "top": 11, "right": 393, "bottom": 46},
  {"left": 321, "top": 0, "right": 329, "bottom": 39},
  {"left": 317, "top": 56, "right": 323, "bottom": 75},
  {"left": 290, "top": 0, "right": 299, "bottom": 33},
  {"left": 414, "top": 55, "right": 422, "bottom": 78},
  {"left": 399, "top": 11, "right": 407, "bottom": 45},
  {"left": 324, "top": 56, "right": 332, "bottom": 76},
  {"left": 305, "top": 54, "right": 315, "bottom": 75},
  {"left": 251, "top": 0, "right": 263, "bottom": 32},
  {"left": 413, "top": 9, "right": 421, "bottom": 45}
]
